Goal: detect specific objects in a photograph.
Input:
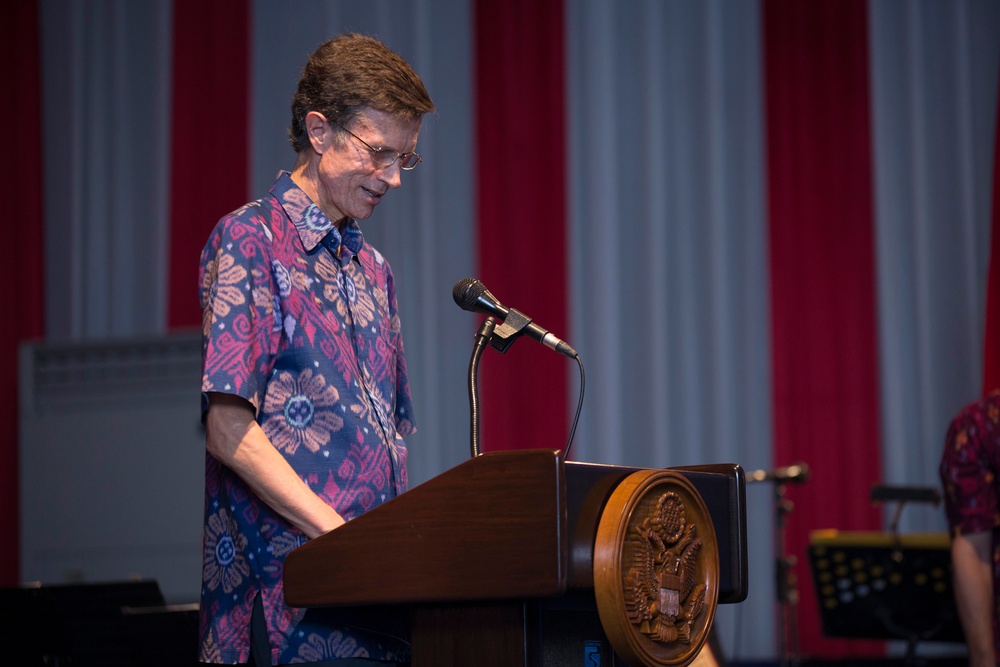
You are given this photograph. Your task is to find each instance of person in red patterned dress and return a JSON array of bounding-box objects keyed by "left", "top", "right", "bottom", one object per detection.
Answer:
[
  {"left": 197, "top": 34, "right": 434, "bottom": 667},
  {"left": 940, "top": 389, "right": 1000, "bottom": 667}
]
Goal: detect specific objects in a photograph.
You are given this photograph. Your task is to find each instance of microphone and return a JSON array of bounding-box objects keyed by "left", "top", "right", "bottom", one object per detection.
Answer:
[
  {"left": 452, "top": 278, "right": 578, "bottom": 358},
  {"left": 746, "top": 462, "right": 810, "bottom": 484}
]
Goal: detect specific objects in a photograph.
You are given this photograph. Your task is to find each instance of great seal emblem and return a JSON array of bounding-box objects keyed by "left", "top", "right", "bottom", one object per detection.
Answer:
[{"left": 594, "top": 470, "right": 719, "bottom": 666}]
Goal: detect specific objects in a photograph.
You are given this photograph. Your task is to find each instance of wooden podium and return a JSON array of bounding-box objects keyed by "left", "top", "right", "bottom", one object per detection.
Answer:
[{"left": 284, "top": 450, "right": 747, "bottom": 666}]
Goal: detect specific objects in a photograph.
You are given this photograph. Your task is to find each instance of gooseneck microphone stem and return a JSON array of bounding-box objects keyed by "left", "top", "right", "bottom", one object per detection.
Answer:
[{"left": 467, "top": 317, "right": 496, "bottom": 458}]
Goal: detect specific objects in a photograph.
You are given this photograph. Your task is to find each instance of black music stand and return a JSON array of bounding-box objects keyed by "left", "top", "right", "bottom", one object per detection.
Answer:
[
  {"left": 808, "top": 530, "right": 963, "bottom": 664},
  {"left": 0, "top": 579, "right": 197, "bottom": 667}
]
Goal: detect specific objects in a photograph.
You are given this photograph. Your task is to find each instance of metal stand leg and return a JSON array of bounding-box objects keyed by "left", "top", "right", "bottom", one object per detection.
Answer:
[{"left": 775, "top": 482, "right": 800, "bottom": 667}]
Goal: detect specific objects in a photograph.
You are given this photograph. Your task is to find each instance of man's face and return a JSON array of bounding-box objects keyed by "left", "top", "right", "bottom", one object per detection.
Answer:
[{"left": 314, "top": 108, "right": 422, "bottom": 223}]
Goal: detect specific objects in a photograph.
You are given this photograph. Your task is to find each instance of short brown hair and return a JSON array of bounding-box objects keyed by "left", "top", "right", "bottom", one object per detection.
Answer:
[{"left": 289, "top": 33, "right": 435, "bottom": 152}]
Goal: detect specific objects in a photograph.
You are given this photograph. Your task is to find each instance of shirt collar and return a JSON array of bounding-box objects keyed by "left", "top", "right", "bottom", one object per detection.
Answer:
[{"left": 270, "top": 171, "right": 365, "bottom": 259}]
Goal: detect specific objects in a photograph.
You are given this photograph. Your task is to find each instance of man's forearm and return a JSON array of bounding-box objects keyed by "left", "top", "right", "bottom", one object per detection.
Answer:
[
  {"left": 952, "top": 532, "right": 995, "bottom": 667},
  {"left": 205, "top": 393, "right": 346, "bottom": 539}
]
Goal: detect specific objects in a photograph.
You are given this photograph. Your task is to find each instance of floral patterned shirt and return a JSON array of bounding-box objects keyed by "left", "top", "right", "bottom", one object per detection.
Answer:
[
  {"left": 939, "top": 388, "right": 1000, "bottom": 659},
  {"left": 198, "top": 171, "right": 415, "bottom": 665}
]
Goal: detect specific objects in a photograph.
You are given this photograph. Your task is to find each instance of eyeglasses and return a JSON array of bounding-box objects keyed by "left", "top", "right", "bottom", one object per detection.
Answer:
[{"left": 334, "top": 122, "right": 423, "bottom": 170}]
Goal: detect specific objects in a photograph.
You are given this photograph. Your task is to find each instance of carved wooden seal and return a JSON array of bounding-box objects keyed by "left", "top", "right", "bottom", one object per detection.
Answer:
[{"left": 594, "top": 470, "right": 719, "bottom": 666}]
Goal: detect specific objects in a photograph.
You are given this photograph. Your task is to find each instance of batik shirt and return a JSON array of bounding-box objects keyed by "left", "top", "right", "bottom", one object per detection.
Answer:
[
  {"left": 198, "top": 171, "right": 415, "bottom": 665},
  {"left": 939, "top": 389, "right": 1000, "bottom": 660}
]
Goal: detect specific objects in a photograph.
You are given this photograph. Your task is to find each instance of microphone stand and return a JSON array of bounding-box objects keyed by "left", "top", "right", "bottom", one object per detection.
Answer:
[
  {"left": 774, "top": 480, "right": 800, "bottom": 667},
  {"left": 466, "top": 317, "right": 496, "bottom": 458}
]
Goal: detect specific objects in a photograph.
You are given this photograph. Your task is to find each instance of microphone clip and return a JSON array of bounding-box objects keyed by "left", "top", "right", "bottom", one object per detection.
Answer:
[{"left": 488, "top": 308, "right": 532, "bottom": 354}]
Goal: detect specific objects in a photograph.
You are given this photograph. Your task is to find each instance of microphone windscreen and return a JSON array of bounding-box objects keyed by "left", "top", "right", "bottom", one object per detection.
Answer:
[{"left": 452, "top": 277, "right": 486, "bottom": 312}]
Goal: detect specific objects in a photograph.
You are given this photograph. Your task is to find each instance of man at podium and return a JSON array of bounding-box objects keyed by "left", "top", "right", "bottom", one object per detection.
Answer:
[{"left": 197, "top": 34, "right": 434, "bottom": 667}]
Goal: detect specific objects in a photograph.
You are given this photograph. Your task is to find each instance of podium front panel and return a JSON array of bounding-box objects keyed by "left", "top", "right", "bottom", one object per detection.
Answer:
[{"left": 285, "top": 449, "right": 568, "bottom": 607}]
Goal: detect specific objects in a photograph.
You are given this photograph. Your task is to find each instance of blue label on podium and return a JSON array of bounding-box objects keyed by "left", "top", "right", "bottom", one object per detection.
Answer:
[{"left": 584, "top": 639, "right": 606, "bottom": 666}]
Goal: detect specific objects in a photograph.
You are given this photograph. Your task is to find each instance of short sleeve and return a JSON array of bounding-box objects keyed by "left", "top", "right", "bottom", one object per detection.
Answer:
[
  {"left": 385, "top": 259, "right": 416, "bottom": 438},
  {"left": 200, "top": 212, "right": 279, "bottom": 414},
  {"left": 939, "top": 398, "right": 1000, "bottom": 536}
]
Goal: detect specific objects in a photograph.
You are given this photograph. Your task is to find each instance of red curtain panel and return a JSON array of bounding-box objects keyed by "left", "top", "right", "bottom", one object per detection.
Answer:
[
  {"left": 168, "top": 0, "right": 251, "bottom": 330},
  {"left": 474, "top": 0, "right": 570, "bottom": 454},
  {"left": 764, "top": 0, "right": 885, "bottom": 657},
  {"left": 0, "top": 0, "right": 45, "bottom": 586}
]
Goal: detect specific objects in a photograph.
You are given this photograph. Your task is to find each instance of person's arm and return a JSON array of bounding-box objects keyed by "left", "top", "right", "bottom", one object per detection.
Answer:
[
  {"left": 951, "top": 530, "right": 995, "bottom": 667},
  {"left": 205, "top": 392, "right": 346, "bottom": 539}
]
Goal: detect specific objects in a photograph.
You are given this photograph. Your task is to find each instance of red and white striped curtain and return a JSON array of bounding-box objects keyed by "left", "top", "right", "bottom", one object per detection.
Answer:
[{"left": 4, "top": 0, "right": 998, "bottom": 660}]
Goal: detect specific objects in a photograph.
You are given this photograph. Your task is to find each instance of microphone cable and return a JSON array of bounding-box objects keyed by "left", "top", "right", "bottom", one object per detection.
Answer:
[{"left": 562, "top": 352, "right": 585, "bottom": 462}]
